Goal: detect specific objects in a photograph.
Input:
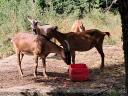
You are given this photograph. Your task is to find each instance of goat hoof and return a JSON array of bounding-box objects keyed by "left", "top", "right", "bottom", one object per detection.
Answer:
[
  {"left": 20, "top": 74, "right": 24, "bottom": 77},
  {"left": 33, "top": 74, "right": 37, "bottom": 78},
  {"left": 44, "top": 75, "right": 48, "bottom": 79},
  {"left": 20, "top": 75, "right": 24, "bottom": 78}
]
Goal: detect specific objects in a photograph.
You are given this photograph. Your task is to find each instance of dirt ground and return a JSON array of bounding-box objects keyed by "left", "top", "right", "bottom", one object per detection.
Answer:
[{"left": 0, "top": 43, "right": 125, "bottom": 95}]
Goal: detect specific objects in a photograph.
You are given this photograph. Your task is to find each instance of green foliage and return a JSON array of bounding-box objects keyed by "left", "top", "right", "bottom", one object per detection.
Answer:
[
  {"left": 0, "top": 0, "right": 121, "bottom": 58},
  {"left": 0, "top": 0, "right": 36, "bottom": 58},
  {"left": 36, "top": 0, "right": 118, "bottom": 17},
  {"left": 36, "top": 0, "right": 89, "bottom": 18},
  {"left": 51, "top": 0, "right": 87, "bottom": 15},
  {"left": 36, "top": 0, "right": 46, "bottom": 10}
]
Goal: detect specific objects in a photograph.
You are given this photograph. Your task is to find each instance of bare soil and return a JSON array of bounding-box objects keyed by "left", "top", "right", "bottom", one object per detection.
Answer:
[{"left": 0, "top": 43, "right": 125, "bottom": 94}]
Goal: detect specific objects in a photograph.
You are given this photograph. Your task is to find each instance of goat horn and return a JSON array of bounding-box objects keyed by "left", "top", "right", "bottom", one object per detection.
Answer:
[{"left": 27, "top": 16, "right": 33, "bottom": 23}]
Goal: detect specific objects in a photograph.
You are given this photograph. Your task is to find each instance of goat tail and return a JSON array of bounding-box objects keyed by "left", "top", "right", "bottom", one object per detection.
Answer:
[{"left": 104, "top": 32, "right": 110, "bottom": 37}]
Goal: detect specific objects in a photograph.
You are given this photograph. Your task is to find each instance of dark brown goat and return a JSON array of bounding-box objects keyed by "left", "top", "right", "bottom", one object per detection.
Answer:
[
  {"left": 11, "top": 32, "right": 71, "bottom": 78},
  {"left": 46, "top": 29, "right": 110, "bottom": 70}
]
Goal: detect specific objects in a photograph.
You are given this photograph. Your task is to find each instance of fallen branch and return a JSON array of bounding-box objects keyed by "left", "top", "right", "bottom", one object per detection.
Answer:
[
  {"left": 104, "top": 0, "right": 118, "bottom": 12},
  {"left": 91, "top": 84, "right": 114, "bottom": 96}
]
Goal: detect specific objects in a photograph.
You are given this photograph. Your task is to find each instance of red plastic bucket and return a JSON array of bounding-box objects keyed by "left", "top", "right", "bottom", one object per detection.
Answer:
[{"left": 68, "top": 64, "right": 89, "bottom": 81}]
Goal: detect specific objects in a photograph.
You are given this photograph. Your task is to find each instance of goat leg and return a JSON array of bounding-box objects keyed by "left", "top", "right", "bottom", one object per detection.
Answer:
[
  {"left": 17, "top": 53, "right": 23, "bottom": 77},
  {"left": 95, "top": 45, "right": 105, "bottom": 71},
  {"left": 33, "top": 55, "right": 38, "bottom": 78},
  {"left": 20, "top": 53, "right": 24, "bottom": 62},
  {"left": 71, "top": 51, "right": 75, "bottom": 64},
  {"left": 100, "top": 56, "right": 104, "bottom": 71},
  {"left": 42, "top": 58, "right": 48, "bottom": 79}
]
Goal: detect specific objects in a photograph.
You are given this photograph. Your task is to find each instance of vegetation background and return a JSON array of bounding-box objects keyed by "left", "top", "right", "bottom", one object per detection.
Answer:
[{"left": 0, "top": 0, "right": 121, "bottom": 58}]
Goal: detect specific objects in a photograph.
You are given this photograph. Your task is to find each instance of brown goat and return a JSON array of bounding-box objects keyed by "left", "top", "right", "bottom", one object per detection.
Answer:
[
  {"left": 11, "top": 32, "right": 71, "bottom": 78},
  {"left": 70, "top": 20, "right": 86, "bottom": 32},
  {"left": 46, "top": 29, "right": 110, "bottom": 71}
]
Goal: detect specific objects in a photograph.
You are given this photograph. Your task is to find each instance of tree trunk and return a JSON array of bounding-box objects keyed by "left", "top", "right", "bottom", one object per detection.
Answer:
[
  {"left": 118, "top": 0, "right": 128, "bottom": 95},
  {"left": 106, "top": 0, "right": 108, "bottom": 8},
  {"left": 88, "top": 0, "right": 91, "bottom": 12}
]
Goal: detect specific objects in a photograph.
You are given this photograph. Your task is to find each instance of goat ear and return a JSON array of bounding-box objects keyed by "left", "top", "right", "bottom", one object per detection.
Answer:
[
  {"left": 54, "top": 26, "right": 58, "bottom": 30},
  {"left": 35, "top": 21, "right": 38, "bottom": 24},
  {"left": 27, "top": 16, "right": 33, "bottom": 23}
]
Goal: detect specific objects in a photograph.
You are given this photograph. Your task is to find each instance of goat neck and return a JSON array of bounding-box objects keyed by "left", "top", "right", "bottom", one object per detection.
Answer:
[
  {"left": 45, "top": 40, "right": 71, "bottom": 64},
  {"left": 50, "top": 31, "right": 71, "bottom": 64},
  {"left": 51, "top": 31, "right": 68, "bottom": 48},
  {"left": 52, "top": 31, "right": 71, "bottom": 53}
]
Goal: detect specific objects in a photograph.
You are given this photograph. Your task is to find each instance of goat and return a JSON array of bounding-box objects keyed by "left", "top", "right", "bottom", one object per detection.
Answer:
[
  {"left": 46, "top": 29, "right": 110, "bottom": 71},
  {"left": 70, "top": 20, "right": 86, "bottom": 32},
  {"left": 11, "top": 32, "right": 71, "bottom": 78}
]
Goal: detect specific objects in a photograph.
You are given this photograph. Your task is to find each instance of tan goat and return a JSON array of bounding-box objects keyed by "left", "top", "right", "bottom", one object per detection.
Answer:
[
  {"left": 70, "top": 20, "right": 86, "bottom": 32},
  {"left": 11, "top": 32, "right": 71, "bottom": 78}
]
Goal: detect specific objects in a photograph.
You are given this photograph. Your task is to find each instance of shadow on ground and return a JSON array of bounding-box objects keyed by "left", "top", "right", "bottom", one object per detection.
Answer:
[{"left": 20, "top": 63, "right": 125, "bottom": 96}]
